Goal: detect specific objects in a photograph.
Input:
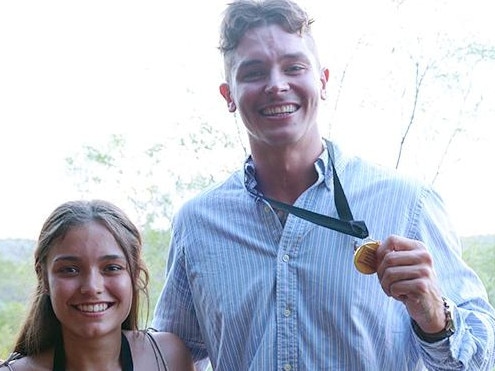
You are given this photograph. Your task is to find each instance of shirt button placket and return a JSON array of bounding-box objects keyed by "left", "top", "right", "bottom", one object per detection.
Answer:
[{"left": 280, "top": 252, "right": 294, "bottom": 370}]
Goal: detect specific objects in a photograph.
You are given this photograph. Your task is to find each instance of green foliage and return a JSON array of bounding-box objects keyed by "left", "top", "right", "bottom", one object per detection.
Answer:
[
  {"left": 65, "top": 134, "right": 176, "bottom": 230},
  {"left": 0, "top": 258, "right": 35, "bottom": 303},
  {"left": 0, "top": 301, "right": 28, "bottom": 358},
  {"left": 0, "top": 253, "right": 34, "bottom": 359},
  {"left": 64, "top": 125, "right": 244, "bottom": 235},
  {"left": 462, "top": 236, "right": 495, "bottom": 306},
  {"left": 139, "top": 227, "right": 171, "bottom": 328}
]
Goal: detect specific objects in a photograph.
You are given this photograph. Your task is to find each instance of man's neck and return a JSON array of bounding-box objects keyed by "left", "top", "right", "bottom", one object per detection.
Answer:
[{"left": 252, "top": 140, "right": 324, "bottom": 204}]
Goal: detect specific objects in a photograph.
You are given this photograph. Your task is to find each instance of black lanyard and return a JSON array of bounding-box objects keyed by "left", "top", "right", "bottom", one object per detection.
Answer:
[{"left": 255, "top": 141, "right": 369, "bottom": 239}]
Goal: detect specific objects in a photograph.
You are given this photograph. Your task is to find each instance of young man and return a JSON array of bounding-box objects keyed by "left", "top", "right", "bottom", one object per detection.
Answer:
[{"left": 152, "top": 0, "right": 495, "bottom": 369}]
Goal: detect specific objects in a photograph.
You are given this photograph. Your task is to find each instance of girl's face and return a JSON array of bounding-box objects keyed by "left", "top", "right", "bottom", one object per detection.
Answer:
[{"left": 46, "top": 221, "right": 133, "bottom": 340}]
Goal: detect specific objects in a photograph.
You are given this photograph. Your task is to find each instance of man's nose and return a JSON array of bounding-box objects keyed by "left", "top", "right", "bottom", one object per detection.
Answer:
[{"left": 264, "top": 71, "right": 289, "bottom": 94}]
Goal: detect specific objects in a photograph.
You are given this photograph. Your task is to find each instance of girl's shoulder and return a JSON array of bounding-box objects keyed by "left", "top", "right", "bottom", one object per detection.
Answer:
[
  {"left": 149, "top": 330, "right": 194, "bottom": 371},
  {"left": 126, "top": 329, "right": 194, "bottom": 371},
  {"left": 149, "top": 330, "right": 189, "bottom": 351},
  {"left": 0, "top": 352, "right": 51, "bottom": 371}
]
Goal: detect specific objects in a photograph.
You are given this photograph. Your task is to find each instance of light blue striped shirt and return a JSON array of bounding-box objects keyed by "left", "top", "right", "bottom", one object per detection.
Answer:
[{"left": 152, "top": 141, "right": 495, "bottom": 370}]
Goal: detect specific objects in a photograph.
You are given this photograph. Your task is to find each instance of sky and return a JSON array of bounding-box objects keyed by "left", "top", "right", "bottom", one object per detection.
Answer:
[{"left": 0, "top": 0, "right": 494, "bottom": 240}]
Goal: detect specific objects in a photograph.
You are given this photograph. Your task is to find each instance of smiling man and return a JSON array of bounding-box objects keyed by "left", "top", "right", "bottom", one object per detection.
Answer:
[{"left": 151, "top": 1, "right": 495, "bottom": 370}]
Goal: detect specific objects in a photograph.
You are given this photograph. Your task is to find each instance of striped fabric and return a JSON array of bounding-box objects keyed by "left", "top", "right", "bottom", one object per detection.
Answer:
[{"left": 152, "top": 141, "right": 495, "bottom": 371}]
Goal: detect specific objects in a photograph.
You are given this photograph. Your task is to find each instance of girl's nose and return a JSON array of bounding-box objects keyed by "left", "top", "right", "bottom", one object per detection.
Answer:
[{"left": 80, "top": 270, "right": 103, "bottom": 295}]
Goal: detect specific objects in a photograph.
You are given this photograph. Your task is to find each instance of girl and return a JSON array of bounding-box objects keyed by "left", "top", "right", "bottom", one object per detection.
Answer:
[{"left": 0, "top": 200, "right": 193, "bottom": 370}]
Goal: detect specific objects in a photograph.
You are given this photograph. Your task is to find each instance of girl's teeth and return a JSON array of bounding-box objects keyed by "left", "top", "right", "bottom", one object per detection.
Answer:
[{"left": 77, "top": 303, "right": 109, "bottom": 312}]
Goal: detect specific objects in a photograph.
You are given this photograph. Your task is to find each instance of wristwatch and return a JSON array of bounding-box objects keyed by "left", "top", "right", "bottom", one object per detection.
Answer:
[{"left": 411, "top": 297, "right": 455, "bottom": 343}]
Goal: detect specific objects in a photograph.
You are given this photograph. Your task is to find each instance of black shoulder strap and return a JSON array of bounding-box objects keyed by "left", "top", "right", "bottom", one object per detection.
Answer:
[
  {"left": 146, "top": 329, "right": 169, "bottom": 371},
  {"left": 0, "top": 352, "right": 23, "bottom": 371},
  {"left": 120, "top": 333, "right": 134, "bottom": 371},
  {"left": 52, "top": 336, "right": 65, "bottom": 371}
]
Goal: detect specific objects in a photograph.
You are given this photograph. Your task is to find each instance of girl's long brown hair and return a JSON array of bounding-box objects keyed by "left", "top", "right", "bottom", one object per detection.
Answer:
[{"left": 12, "top": 199, "right": 149, "bottom": 356}]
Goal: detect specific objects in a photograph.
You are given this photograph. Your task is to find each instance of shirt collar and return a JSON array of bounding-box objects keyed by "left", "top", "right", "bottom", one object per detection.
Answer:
[
  {"left": 244, "top": 139, "right": 334, "bottom": 194},
  {"left": 244, "top": 156, "right": 257, "bottom": 194}
]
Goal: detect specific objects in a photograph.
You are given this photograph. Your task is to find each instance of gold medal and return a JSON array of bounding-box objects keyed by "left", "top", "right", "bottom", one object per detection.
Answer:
[{"left": 354, "top": 240, "right": 380, "bottom": 274}]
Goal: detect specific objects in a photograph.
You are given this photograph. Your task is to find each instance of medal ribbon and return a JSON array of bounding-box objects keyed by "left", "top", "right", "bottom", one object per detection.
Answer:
[{"left": 256, "top": 141, "right": 369, "bottom": 239}]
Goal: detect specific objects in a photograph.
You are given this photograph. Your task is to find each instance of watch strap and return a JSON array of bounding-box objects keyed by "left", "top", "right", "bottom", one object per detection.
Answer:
[{"left": 411, "top": 297, "right": 455, "bottom": 343}]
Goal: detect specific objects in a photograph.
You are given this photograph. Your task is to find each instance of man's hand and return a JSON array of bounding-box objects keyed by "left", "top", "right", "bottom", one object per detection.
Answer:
[{"left": 375, "top": 235, "right": 446, "bottom": 333}]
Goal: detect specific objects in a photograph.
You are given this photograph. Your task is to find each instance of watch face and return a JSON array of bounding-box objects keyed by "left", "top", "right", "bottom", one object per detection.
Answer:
[{"left": 444, "top": 299, "right": 455, "bottom": 334}]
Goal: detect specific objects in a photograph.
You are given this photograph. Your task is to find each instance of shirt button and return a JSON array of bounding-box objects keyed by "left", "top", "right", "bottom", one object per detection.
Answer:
[
  {"left": 264, "top": 205, "right": 271, "bottom": 213},
  {"left": 282, "top": 254, "right": 289, "bottom": 262},
  {"left": 283, "top": 364, "right": 292, "bottom": 371},
  {"left": 283, "top": 308, "right": 291, "bottom": 317}
]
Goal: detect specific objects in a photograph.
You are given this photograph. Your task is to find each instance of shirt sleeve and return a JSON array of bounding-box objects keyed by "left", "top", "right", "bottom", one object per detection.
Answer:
[
  {"left": 411, "top": 186, "right": 495, "bottom": 370},
  {"left": 151, "top": 226, "right": 209, "bottom": 365}
]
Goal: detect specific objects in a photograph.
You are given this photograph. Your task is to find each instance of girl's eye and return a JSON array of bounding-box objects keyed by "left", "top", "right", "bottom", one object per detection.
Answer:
[
  {"left": 58, "top": 266, "right": 79, "bottom": 275},
  {"left": 105, "top": 264, "right": 125, "bottom": 273}
]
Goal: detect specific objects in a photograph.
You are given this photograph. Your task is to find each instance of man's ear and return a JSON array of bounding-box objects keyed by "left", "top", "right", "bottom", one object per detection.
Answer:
[
  {"left": 320, "top": 67, "right": 330, "bottom": 100},
  {"left": 219, "top": 83, "right": 236, "bottom": 112}
]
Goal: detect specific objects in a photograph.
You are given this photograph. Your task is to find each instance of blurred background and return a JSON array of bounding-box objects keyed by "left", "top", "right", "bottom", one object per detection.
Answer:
[{"left": 1, "top": 0, "right": 494, "bottom": 361}]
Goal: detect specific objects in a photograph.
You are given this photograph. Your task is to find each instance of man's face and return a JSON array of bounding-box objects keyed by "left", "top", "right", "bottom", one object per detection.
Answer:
[{"left": 220, "top": 24, "right": 328, "bottom": 149}]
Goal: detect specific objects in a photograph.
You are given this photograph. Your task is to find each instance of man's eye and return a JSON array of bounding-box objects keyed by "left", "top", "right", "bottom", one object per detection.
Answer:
[
  {"left": 286, "top": 65, "right": 306, "bottom": 73},
  {"left": 242, "top": 70, "right": 265, "bottom": 81}
]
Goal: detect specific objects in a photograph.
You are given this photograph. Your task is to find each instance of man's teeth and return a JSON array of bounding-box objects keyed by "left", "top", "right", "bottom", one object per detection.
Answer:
[
  {"left": 262, "top": 105, "right": 297, "bottom": 115},
  {"left": 77, "top": 303, "right": 109, "bottom": 312}
]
